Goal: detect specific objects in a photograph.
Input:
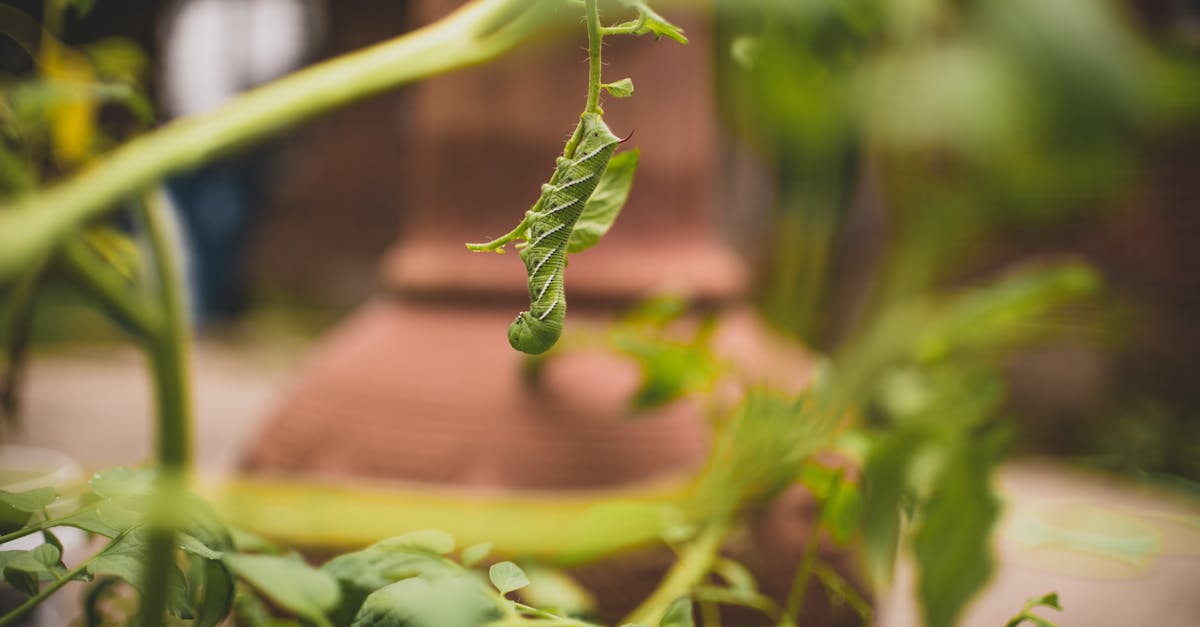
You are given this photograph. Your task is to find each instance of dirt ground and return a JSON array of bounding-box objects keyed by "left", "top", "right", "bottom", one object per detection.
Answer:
[{"left": 7, "top": 340, "right": 1200, "bottom": 626}]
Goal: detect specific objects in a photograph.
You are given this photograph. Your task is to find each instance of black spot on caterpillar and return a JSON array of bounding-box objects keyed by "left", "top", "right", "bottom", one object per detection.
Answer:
[{"left": 508, "top": 112, "right": 621, "bottom": 354}]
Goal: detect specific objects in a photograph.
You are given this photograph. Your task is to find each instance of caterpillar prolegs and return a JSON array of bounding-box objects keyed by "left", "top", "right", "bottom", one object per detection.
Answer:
[{"left": 507, "top": 113, "right": 621, "bottom": 354}]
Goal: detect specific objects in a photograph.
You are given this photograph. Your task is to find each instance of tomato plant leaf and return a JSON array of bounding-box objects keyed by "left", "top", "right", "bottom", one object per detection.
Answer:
[
  {"left": 88, "top": 529, "right": 195, "bottom": 619},
  {"left": 57, "top": 507, "right": 121, "bottom": 538},
  {"left": 89, "top": 467, "right": 154, "bottom": 500},
  {"left": 861, "top": 429, "right": 920, "bottom": 586},
  {"left": 0, "top": 487, "right": 56, "bottom": 533},
  {"left": 1005, "top": 592, "right": 1063, "bottom": 627},
  {"left": 0, "top": 543, "right": 68, "bottom": 596},
  {"left": 350, "top": 574, "right": 502, "bottom": 627},
  {"left": 0, "top": 487, "right": 56, "bottom": 512},
  {"left": 618, "top": 1, "right": 688, "bottom": 43},
  {"left": 224, "top": 553, "right": 339, "bottom": 627},
  {"left": 822, "top": 479, "right": 863, "bottom": 546},
  {"left": 488, "top": 561, "right": 530, "bottom": 595},
  {"left": 603, "top": 78, "right": 635, "bottom": 98},
  {"left": 179, "top": 532, "right": 223, "bottom": 560},
  {"left": 913, "top": 433, "right": 1003, "bottom": 627},
  {"left": 321, "top": 532, "right": 459, "bottom": 626},
  {"left": 567, "top": 149, "right": 639, "bottom": 254},
  {"left": 189, "top": 556, "right": 235, "bottom": 627}
]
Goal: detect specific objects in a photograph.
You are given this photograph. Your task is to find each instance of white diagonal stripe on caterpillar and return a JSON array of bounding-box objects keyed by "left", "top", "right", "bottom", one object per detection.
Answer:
[
  {"left": 531, "top": 222, "right": 567, "bottom": 246},
  {"left": 543, "top": 193, "right": 586, "bottom": 217},
  {"left": 532, "top": 244, "right": 560, "bottom": 276},
  {"left": 552, "top": 171, "right": 598, "bottom": 193},
  {"left": 537, "top": 296, "right": 560, "bottom": 321},
  {"left": 536, "top": 271, "right": 556, "bottom": 302},
  {"left": 572, "top": 143, "right": 615, "bottom": 165}
]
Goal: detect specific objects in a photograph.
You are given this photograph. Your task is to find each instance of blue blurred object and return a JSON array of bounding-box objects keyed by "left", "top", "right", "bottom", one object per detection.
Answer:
[{"left": 164, "top": 153, "right": 267, "bottom": 324}]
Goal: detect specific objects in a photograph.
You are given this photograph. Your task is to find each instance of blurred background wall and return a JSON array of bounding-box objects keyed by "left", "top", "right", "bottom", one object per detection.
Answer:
[{"left": 2, "top": 0, "right": 1198, "bottom": 484}]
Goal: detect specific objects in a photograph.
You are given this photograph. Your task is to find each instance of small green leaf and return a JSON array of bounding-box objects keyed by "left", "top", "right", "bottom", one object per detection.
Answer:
[
  {"left": 488, "top": 561, "right": 530, "bottom": 595},
  {"left": 1031, "top": 592, "right": 1062, "bottom": 611},
  {"left": 1005, "top": 592, "right": 1064, "bottom": 627},
  {"left": 603, "top": 78, "right": 635, "bottom": 98},
  {"left": 461, "top": 542, "right": 492, "bottom": 567},
  {"left": 658, "top": 597, "right": 695, "bottom": 627},
  {"left": 224, "top": 553, "right": 340, "bottom": 627},
  {"left": 619, "top": 1, "right": 688, "bottom": 43},
  {"left": 567, "top": 149, "right": 639, "bottom": 254},
  {"left": 0, "top": 543, "right": 68, "bottom": 596}
]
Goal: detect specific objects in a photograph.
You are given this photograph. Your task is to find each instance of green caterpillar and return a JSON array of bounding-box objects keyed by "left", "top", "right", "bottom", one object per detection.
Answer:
[{"left": 508, "top": 112, "right": 620, "bottom": 354}]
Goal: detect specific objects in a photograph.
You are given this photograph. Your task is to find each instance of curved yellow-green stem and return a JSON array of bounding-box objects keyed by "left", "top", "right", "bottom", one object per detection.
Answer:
[{"left": 204, "top": 474, "right": 693, "bottom": 565}]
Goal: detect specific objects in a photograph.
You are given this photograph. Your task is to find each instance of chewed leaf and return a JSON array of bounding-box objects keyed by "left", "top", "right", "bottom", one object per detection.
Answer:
[
  {"left": 567, "top": 149, "right": 639, "bottom": 254},
  {"left": 620, "top": 1, "right": 688, "bottom": 43},
  {"left": 488, "top": 561, "right": 530, "bottom": 594},
  {"left": 604, "top": 78, "right": 635, "bottom": 98}
]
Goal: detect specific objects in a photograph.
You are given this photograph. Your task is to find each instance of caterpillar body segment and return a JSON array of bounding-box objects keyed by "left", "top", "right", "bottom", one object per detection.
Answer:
[{"left": 508, "top": 113, "right": 621, "bottom": 354}]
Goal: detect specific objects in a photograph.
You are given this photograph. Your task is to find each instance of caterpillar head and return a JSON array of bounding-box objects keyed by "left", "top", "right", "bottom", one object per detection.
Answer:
[{"left": 507, "top": 311, "right": 562, "bottom": 355}]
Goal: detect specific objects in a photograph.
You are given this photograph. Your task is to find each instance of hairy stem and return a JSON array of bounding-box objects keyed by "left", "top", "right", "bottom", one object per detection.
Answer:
[
  {"left": 0, "top": 0, "right": 559, "bottom": 283},
  {"left": 584, "top": 0, "right": 603, "bottom": 114}
]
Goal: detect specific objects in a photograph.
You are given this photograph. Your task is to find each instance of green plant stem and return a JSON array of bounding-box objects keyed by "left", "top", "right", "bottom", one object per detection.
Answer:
[
  {"left": 0, "top": 0, "right": 560, "bottom": 283},
  {"left": 0, "top": 560, "right": 89, "bottom": 627},
  {"left": 510, "top": 602, "right": 597, "bottom": 626},
  {"left": 584, "top": 0, "right": 603, "bottom": 114},
  {"left": 466, "top": 214, "right": 533, "bottom": 251},
  {"left": 623, "top": 522, "right": 728, "bottom": 626},
  {"left": 135, "top": 191, "right": 193, "bottom": 626},
  {"left": 141, "top": 192, "right": 192, "bottom": 470},
  {"left": 778, "top": 510, "right": 824, "bottom": 626},
  {"left": 778, "top": 471, "right": 842, "bottom": 626}
]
